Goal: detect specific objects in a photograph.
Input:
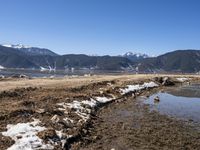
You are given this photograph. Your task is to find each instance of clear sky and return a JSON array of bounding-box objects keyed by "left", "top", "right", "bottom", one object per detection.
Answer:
[{"left": 0, "top": 0, "right": 200, "bottom": 56}]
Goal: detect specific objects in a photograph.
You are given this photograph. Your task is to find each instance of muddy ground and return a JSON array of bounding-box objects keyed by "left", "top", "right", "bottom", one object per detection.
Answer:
[
  {"left": 0, "top": 74, "right": 200, "bottom": 150},
  {"left": 78, "top": 88, "right": 200, "bottom": 150}
]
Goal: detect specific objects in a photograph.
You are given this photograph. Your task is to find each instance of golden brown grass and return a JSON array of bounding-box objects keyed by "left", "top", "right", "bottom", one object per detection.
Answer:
[{"left": 0, "top": 74, "right": 198, "bottom": 91}]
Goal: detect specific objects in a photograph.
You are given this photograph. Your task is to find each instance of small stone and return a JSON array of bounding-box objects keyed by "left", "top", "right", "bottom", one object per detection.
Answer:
[
  {"left": 154, "top": 96, "right": 160, "bottom": 102},
  {"left": 16, "top": 135, "right": 22, "bottom": 139}
]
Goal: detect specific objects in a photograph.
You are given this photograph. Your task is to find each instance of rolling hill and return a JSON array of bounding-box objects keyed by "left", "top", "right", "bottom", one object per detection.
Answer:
[
  {"left": 0, "top": 44, "right": 200, "bottom": 73},
  {"left": 2, "top": 44, "right": 58, "bottom": 56},
  {"left": 0, "top": 45, "right": 133, "bottom": 71},
  {"left": 136, "top": 50, "right": 200, "bottom": 73}
]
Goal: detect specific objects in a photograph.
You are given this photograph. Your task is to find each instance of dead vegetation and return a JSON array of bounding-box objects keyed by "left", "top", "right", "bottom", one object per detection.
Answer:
[{"left": 0, "top": 74, "right": 199, "bottom": 150}]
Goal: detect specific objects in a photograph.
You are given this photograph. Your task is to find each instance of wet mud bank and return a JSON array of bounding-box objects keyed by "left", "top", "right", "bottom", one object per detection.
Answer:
[
  {"left": 0, "top": 76, "right": 199, "bottom": 150},
  {"left": 78, "top": 78, "right": 200, "bottom": 150}
]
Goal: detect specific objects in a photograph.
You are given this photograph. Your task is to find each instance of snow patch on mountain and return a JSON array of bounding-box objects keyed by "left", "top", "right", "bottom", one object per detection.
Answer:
[
  {"left": 2, "top": 44, "right": 31, "bottom": 49},
  {"left": 1, "top": 44, "right": 58, "bottom": 56},
  {"left": 123, "top": 52, "right": 149, "bottom": 58},
  {"left": 0, "top": 65, "right": 5, "bottom": 69}
]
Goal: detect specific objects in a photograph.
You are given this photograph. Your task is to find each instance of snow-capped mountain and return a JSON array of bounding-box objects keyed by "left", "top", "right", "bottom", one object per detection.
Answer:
[
  {"left": 1, "top": 44, "right": 200, "bottom": 73},
  {"left": 2, "top": 44, "right": 31, "bottom": 49},
  {"left": 123, "top": 52, "right": 149, "bottom": 61},
  {"left": 2, "top": 44, "right": 58, "bottom": 56}
]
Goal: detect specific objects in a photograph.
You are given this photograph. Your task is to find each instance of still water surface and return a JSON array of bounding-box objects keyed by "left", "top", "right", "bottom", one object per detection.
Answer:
[{"left": 142, "top": 84, "right": 200, "bottom": 122}]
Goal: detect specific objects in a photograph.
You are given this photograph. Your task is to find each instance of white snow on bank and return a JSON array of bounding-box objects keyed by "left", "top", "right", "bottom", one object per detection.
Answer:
[
  {"left": 57, "top": 96, "right": 115, "bottom": 123},
  {"left": 81, "top": 99, "right": 97, "bottom": 108},
  {"left": 176, "top": 77, "right": 189, "bottom": 82},
  {"left": 2, "top": 119, "right": 53, "bottom": 150},
  {"left": 95, "top": 97, "right": 113, "bottom": 103},
  {"left": 64, "top": 101, "right": 91, "bottom": 121},
  {"left": 2, "top": 81, "right": 159, "bottom": 150},
  {"left": 120, "top": 81, "right": 158, "bottom": 95}
]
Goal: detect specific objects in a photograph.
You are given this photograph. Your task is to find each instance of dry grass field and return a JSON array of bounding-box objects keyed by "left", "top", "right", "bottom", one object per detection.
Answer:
[{"left": 0, "top": 74, "right": 200, "bottom": 150}]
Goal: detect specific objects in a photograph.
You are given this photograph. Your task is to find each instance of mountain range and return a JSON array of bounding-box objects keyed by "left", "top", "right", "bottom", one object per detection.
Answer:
[
  {"left": 136, "top": 50, "right": 200, "bottom": 73},
  {"left": 0, "top": 44, "right": 199, "bottom": 73},
  {"left": 0, "top": 45, "right": 132, "bottom": 71}
]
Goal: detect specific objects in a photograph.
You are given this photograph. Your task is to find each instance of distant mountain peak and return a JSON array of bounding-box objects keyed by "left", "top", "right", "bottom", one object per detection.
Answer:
[
  {"left": 1, "top": 44, "right": 58, "bottom": 56},
  {"left": 123, "top": 52, "right": 149, "bottom": 58},
  {"left": 2, "top": 44, "right": 31, "bottom": 49},
  {"left": 122, "top": 51, "right": 149, "bottom": 62}
]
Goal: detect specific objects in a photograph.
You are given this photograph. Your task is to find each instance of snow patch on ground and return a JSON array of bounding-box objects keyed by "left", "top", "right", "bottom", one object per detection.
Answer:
[
  {"left": 57, "top": 96, "right": 115, "bottom": 123},
  {"left": 2, "top": 81, "right": 159, "bottom": 149},
  {"left": 2, "top": 119, "right": 53, "bottom": 150},
  {"left": 60, "top": 101, "right": 91, "bottom": 122},
  {"left": 95, "top": 97, "right": 113, "bottom": 103},
  {"left": 120, "top": 81, "right": 158, "bottom": 94},
  {"left": 81, "top": 99, "right": 97, "bottom": 108},
  {"left": 54, "top": 96, "right": 116, "bottom": 147},
  {"left": 176, "top": 77, "right": 189, "bottom": 82}
]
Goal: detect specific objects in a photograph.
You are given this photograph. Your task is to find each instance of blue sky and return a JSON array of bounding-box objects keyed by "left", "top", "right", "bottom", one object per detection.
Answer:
[{"left": 0, "top": 0, "right": 200, "bottom": 56}]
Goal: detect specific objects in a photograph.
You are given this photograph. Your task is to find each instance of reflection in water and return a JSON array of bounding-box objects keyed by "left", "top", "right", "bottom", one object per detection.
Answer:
[
  {"left": 142, "top": 84, "right": 200, "bottom": 122},
  {"left": 167, "top": 84, "right": 200, "bottom": 98}
]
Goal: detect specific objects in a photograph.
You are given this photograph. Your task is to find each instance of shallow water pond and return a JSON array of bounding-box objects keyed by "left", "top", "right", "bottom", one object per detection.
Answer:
[{"left": 142, "top": 83, "right": 200, "bottom": 122}]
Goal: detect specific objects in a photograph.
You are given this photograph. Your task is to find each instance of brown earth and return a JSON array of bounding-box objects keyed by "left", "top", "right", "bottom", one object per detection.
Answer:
[
  {"left": 78, "top": 88, "right": 200, "bottom": 150},
  {"left": 0, "top": 74, "right": 199, "bottom": 150}
]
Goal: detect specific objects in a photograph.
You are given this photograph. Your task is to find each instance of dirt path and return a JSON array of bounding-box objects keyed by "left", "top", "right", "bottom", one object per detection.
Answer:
[{"left": 78, "top": 88, "right": 200, "bottom": 150}]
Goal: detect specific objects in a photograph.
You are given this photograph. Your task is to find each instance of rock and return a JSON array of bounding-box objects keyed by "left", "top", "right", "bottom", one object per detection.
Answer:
[
  {"left": 162, "top": 77, "right": 175, "bottom": 86},
  {"left": 154, "top": 96, "right": 160, "bottom": 102},
  {"left": 19, "top": 74, "right": 29, "bottom": 78},
  {"left": 153, "top": 77, "right": 163, "bottom": 84},
  {"left": 16, "top": 135, "right": 22, "bottom": 139},
  {"left": 154, "top": 76, "right": 175, "bottom": 86}
]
